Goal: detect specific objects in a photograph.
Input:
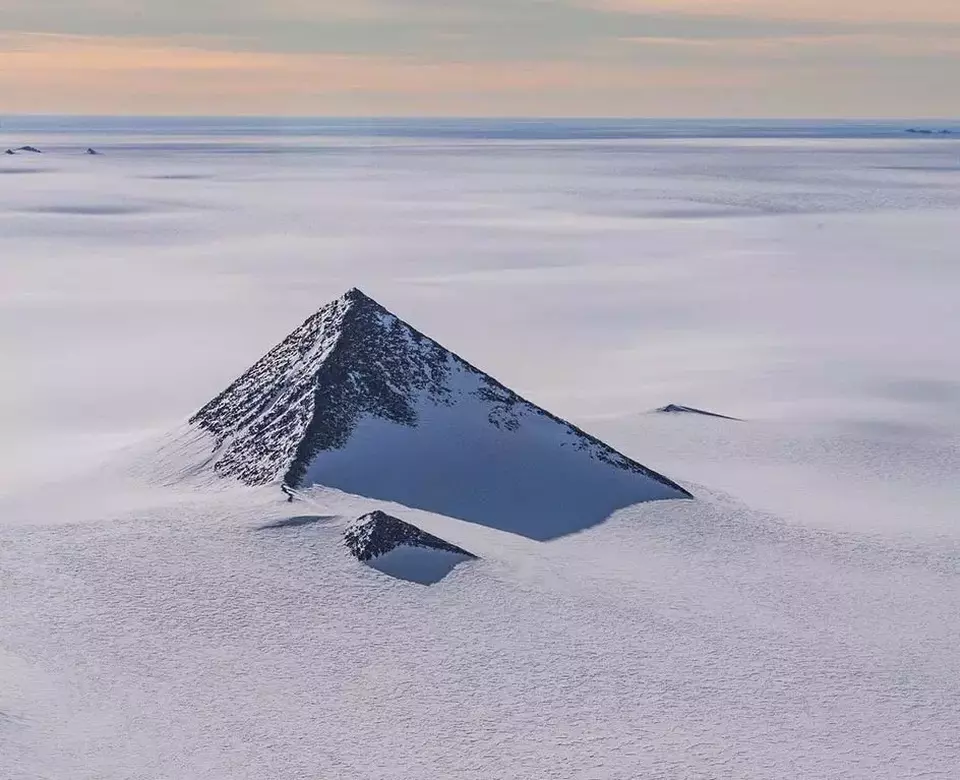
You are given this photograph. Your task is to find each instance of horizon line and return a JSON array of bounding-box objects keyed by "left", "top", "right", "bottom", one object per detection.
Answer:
[{"left": 3, "top": 114, "right": 959, "bottom": 121}]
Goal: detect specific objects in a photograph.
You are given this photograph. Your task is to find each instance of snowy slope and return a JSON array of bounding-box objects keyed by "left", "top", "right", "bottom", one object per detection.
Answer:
[
  {"left": 187, "top": 287, "right": 690, "bottom": 539},
  {"left": 2, "top": 483, "right": 957, "bottom": 780}
]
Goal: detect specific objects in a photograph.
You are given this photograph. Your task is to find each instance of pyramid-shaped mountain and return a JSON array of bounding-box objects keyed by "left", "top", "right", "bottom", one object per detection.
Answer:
[{"left": 190, "top": 288, "right": 691, "bottom": 539}]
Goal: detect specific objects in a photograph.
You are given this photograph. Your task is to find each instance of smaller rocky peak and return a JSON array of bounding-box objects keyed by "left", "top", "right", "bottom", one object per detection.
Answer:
[
  {"left": 345, "top": 510, "right": 477, "bottom": 562},
  {"left": 17, "top": 146, "right": 43, "bottom": 154},
  {"left": 4, "top": 149, "right": 14, "bottom": 156},
  {"left": 344, "top": 511, "right": 477, "bottom": 585},
  {"left": 86, "top": 148, "right": 101, "bottom": 155},
  {"left": 655, "top": 404, "right": 741, "bottom": 421}
]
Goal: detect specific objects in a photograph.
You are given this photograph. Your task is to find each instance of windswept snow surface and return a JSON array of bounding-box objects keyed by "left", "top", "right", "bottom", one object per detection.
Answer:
[{"left": 2, "top": 118, "right": 959, "bottom": 779}]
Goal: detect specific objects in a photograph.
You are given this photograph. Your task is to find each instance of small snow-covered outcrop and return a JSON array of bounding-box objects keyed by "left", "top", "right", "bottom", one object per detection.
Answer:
[
  {"left": 188, "top": 288, "right": 691, "bottom": 539},
  {"left": 344, "top": 510, "right": 476, "bottom": 584},
  {"left": 655, "top": 404, "right": 741, "bottom": 421},
  {"left": 16, "top": 146, "right": 43, "bottom": 154}
]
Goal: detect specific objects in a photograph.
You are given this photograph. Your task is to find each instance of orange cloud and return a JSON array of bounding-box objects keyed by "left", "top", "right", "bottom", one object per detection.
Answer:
[
  {"left": 0, "top": 33, "right": 752, "bottom": 114},
  {"left": 1, "top": 30, "right": 954, "bottom": 117},
  {"left": 624, "top": 32, "right": 960, "bottom": 56}
]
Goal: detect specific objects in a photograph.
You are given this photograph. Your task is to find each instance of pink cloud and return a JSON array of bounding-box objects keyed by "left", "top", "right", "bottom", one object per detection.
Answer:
[
  {"left": 584, "top": 0, "right": 960, "bottom": 24},
  {"left": 0, "top": 33, "right": 756, "bottom": 114}
]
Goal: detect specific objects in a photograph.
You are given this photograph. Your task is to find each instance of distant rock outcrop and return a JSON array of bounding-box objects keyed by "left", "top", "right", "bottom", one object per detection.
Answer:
[
  {"left": 86, "top": 148, "right": 101, "bottom": 155},
  {"left": 655, "top": 404, "right": 741, "bottom": 421},
  {"left": 4, "top": 149, "right": 14, "bottom": 156},
  {"left": 16, "top": 146, "right": 42, "bottom": 154},
  {"left": 187, "top": 288, "right": 691, "bottom": 540},
  {"left": 344, "top": 510, "right": 476, "bottom": 584}
]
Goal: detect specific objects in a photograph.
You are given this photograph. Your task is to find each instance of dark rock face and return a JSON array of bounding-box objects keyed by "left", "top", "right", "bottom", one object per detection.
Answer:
[
  {"left": 656, "top": 404, "right": 741, "bottom": 421},
  {"left": 190, "top": 288, "right": 691, "bottom": 498},
  {"left": 16, "top": 146, "right": 42, "bottom": 154},
  {"left": 86, "top": 148, "right": 101, "bottom": 155},
  {"left": 344, "top": 511, "right": 477, "bottom": 562},
  {"left": 4, "top": 150, "right": 14, "bottom": 156},
  {"left": 190, "top": 288, "right": 447, "bottom": 485},
  {"left": 284, "top": 291, "right": 454, "bottom": 488}
]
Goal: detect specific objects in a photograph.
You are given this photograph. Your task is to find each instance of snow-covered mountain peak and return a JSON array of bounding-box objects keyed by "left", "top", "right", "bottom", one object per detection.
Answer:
[
  {"left": 189, "top": 287, "right": 462, "bottom": 485},
  {"left": 189, "top": 289, "right": 691, "bottom": 538}
]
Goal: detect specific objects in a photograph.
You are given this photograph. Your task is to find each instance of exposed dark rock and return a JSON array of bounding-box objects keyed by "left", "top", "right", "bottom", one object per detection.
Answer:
[
  {"left": 344, "top": 510, "right": 477, "bottom": 562},
  {"left": 655, "top": 404, "right": 741, "bottom": 421},
  {"left": 4, "top": 150, "right": 15, "bottom": 155},
  {"left": 16, "top": 146, "right": 42, "bottom": 153},
  {"left": 86, "top": 148, "right": 101, "bottom": 155}
]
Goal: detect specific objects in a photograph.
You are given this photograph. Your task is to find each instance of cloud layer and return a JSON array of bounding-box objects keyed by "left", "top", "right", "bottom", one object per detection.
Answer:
[{"left": 1, "top": 1, "right": 958, "bottom": 115}]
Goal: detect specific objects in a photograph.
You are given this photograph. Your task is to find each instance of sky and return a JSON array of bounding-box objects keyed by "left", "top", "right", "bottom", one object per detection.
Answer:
[{"left": 1, "top": 1, "right": 959, "bottom": 116}]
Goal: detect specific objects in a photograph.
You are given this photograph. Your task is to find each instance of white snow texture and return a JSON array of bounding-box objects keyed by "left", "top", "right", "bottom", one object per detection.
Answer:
[{"left": 1, "top": 119, "right": 959, "bottom": 780}]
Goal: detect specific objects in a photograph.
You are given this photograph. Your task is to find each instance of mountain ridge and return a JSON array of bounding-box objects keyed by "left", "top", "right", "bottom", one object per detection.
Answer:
[
  {"left": 188, "top": 288, "right": 691, "bottom": 538},
  {"left": 192, "top": 288, "right": 690, "bottom": 496}
]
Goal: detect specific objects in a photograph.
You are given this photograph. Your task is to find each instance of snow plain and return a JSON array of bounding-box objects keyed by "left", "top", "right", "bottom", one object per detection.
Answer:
[{"left": 2, "top": 120, "right": 959, "bottom": 779}]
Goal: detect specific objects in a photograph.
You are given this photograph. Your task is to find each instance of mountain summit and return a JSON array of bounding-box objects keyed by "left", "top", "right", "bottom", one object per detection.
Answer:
[{"left": 190, "top": 288, "right": 691, "bottom": 539}]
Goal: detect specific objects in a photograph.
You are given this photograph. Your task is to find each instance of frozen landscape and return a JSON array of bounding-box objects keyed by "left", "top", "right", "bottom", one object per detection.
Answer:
[{"left": 2, "top": 118, "right": 959, "bottom": 779}]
